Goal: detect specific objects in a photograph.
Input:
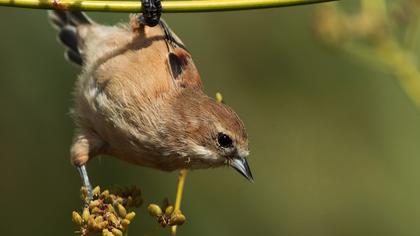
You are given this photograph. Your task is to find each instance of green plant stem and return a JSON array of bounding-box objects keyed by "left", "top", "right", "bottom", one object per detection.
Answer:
[
  {"left": 0, "top": 0, "right": 337, "bottom": 13},
  {"left": 170, "top": 169, "right": 188, "bottom": 236}
]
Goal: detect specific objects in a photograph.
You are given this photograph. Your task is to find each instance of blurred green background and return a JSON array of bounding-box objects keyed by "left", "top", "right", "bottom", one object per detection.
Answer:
[{"left": 2, "top": 1, "right": 420, "bottom": 236}]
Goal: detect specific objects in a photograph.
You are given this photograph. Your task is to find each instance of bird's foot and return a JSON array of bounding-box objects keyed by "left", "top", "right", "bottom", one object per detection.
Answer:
[{"left": 77, "top": 165, "right": 93, "bottom": 207}]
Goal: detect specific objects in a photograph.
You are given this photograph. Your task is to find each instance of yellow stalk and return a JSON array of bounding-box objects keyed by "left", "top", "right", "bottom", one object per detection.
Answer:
[
  {"left": 0, "top": 0, "right": 338, "bottom": 13},
  {"left": 170, "top": 169, "right": 188, "bottom": 236}
]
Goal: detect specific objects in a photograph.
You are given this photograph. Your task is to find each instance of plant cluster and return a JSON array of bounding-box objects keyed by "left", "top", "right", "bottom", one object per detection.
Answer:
[
  {"left": 314, "top": 0, "right": 420, "bottom": 108},
  {"left": 72, "top": 186, "right": 142, "bottom": 236}
]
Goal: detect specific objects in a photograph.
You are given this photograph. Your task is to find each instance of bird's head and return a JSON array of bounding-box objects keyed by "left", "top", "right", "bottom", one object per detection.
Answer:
[{"left": 169, "top": 90, "right": 253, "bottom": 181}]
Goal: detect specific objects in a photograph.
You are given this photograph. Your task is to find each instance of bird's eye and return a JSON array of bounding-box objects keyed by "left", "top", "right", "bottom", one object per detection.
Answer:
[{"left": 217, "top": 132, "right": 233, "bottom": 148}]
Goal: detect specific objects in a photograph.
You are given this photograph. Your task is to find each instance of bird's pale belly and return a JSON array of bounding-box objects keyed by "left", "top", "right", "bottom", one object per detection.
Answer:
[{"left": 108, "top": 145, "right": 225, "bottom": 172}]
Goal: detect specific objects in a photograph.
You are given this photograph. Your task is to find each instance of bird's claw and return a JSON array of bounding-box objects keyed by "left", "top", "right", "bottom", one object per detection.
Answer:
[{"left": 77, "top": 165, "right": 93, "bottom": 207}]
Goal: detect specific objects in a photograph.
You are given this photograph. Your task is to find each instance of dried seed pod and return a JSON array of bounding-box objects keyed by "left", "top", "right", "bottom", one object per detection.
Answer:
[
  {"left": 72, "top": 211, "right": 83, "bottom": 225},
  {"left": 116, "top": 204, "right": 127, "bottom": 218},
  {"left": 82, "top": 207, "right": 90, "bottom": 222},
  {"left": 148, "top": 204, "right": 162, "bottom": 217}
]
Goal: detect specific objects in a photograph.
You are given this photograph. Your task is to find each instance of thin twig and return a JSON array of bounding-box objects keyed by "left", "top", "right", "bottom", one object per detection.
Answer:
[{"left": 0, "top": 0, "right": 338, "bottom": 13}]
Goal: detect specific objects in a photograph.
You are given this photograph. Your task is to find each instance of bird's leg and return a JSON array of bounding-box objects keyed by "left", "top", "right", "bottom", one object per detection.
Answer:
[
  {"left": 170, "top": 169, "right": 188, "bottom": 236},
  {"left": 77, "top": 165, "right": 93, "bottom": 204},
  {"left": 71, "top": 133, "right": 105, "bottom": 204},
  {"left": 139, "top": 0, "right": 162, "bottom": 27}
]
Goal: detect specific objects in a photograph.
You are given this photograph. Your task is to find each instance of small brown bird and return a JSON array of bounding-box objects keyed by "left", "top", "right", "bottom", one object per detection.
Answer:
[{"left": 48, "top": 10, "right": 252, "bottom": 192}]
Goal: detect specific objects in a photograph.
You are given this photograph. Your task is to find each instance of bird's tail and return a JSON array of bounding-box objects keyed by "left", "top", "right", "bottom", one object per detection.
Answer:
[{"left": 48, "top": 11, "right": 93, "bottom": 66}]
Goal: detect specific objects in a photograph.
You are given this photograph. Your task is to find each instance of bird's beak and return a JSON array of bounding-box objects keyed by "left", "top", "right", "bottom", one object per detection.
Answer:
[{"left": 230, "top": 157, "right": 254, "bottom": 182}]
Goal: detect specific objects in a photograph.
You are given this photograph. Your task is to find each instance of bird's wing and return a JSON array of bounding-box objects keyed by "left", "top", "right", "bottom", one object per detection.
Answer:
[
  {"left": 159, "top": 20, "right": 203, "bottom": 90},
  {"left": 76, "top": 15, "right": 202, "bottom": 92}
]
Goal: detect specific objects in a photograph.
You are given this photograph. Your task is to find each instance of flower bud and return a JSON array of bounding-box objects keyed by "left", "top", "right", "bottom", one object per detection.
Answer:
[
  {"left": 88, "top": 216, "right": 96, "bottom": 229},
  {"left": 89, "top": 200, "right": 101, "bottom": 209},
  {"left": 108, "top": 213, "right": 119, "bottom": 225},
  {"left": 92, "top": 186, "right": 101, "bottom": 196},
  {"left": 125, "top": 212, "right": 136, "bottom": 221},
  {"left": 117, "top": 204, "right": 127, "bottom": 218},
  {"left": 127, "top": 196, "right": 133, "bottom": 206},
  {"left": 148, "top": 204, "right": 162, "bottom": 217},
  {"left": 101, "top": 190, "right": 110, "bottom": 199},
  {"left": 165, "top": 205, "right": 174, "bottom": 216},
  {"left": 91, "top": 207, "right": 102, "bottom": 214},
  {"left": 95, "top": 221, "right": 108, "bottom": 230},
  {"left": 121, "top": 219, "right": 131, "bottom": 227},
  {"left": 170, "top": 211, "right": 186, "bottom": 226},
  {"left": 80, "top": 187, "right": 88, "bottom": 199},
  {"left": 102, "top": 229, "right": 112, "bottom": 236},
  {"left": 95, "top": 216, "right": 104, "bottom": 223},
  {"left": 92, "top": 222, "right": 102, "bottom": 231},
  {"left": 116, "top": 197, "right": 124, "bottom": 204},
  {"left": 72, "top": 211, "right": 83, "bottom": 225},
  {"left": 216, "top": 92, "right": 224, "bottom": 103},
  {"left": 82, "top": 207, "right": 90, "bottom": 222},
  {"left": 106, "top": 204, "right": 114, "bottom": 213},
  {"left": 112, "top": 228, "right": 123, "bottom": 236}
]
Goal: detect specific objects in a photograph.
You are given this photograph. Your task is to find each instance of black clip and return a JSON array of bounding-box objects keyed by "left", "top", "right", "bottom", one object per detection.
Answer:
[{"left": 139, "top": 0, "right": 162, "bottom": 27}]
